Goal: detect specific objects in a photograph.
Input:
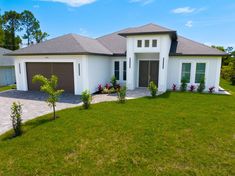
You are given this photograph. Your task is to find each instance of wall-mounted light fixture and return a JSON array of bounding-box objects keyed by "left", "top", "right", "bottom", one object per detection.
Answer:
[
  {"left": 129, "top": 58, "right": 131, "bottom": 68},
  {"left": 162, "top": 57, "right": 165, "bottom": 69}
]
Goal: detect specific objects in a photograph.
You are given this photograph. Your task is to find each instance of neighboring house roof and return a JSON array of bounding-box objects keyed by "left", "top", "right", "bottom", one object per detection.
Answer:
[
  {"left": 7, "top": 34, "right": 113, "bottom": 56},
  {"left": 6, "top": 23, "right": 227, "bottom": 57},
  {"left": 0, "top": 47, "right": 11, "bottom": 55},
  {"left": 170, "top": 36, "right": 227, "bottom": 56}
]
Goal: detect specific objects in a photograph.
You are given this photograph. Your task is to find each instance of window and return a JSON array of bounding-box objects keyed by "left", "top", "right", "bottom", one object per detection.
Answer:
[
  {"left": 145, "top": 40, "right": 150, "bottom": 47},
  {"left": 195, "top": 63, "right": 206, "bottom": 83},
  {"left": 152, "top": 40, "right": 157, "bottom": 47},
  {"left": 78, "top": 63, "right": 80, "bottom": 76},
  {"left": 114, "top": 61, "right": 120, "bottom": 80},
  {"left": 181, "top": 63, "right": 191, "bottom": 83},
  {"left": 123, "top": 61, "right": 127, "bottom": 81},
  {"left": 137, "top": 40, "right": 142, "bottom": 47}
]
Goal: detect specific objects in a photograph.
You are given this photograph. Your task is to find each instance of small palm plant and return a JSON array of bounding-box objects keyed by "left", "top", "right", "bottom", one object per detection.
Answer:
[
  {"left": 32, "top": 75, "right": 64, "bottom": 120},
  {"left": 148, "top": 81, "right": 157, "bottom": 97}
]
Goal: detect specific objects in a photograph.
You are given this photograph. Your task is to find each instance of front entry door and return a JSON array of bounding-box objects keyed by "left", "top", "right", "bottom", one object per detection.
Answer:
[{"left": 139, "top": 60, "right": 159, "bottom": 87}]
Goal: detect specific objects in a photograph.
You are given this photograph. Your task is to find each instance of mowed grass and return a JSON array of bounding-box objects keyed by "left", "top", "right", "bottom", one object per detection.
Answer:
[
  {"left": 0, "top": 84, "right": 16, "bottom": 92},
  {"left": 0, "top": 80, "right": 234, "bottom": 175}
]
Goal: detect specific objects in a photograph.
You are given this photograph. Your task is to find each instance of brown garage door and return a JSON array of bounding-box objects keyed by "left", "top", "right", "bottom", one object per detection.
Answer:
[{"left": 26, "top": 62, "right": 74, "bottom": 93}]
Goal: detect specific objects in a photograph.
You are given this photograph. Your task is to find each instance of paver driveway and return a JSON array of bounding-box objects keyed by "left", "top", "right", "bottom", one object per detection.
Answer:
[{"left": 0, "top": 90, "right": 81, "bottom": 135}]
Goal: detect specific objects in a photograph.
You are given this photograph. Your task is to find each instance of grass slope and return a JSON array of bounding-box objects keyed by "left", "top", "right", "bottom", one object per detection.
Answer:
[
  {"left": 0, "top": 84, "right": 16, "bottom": 92},
  {"left": 0, "top": 80, "right": 234, "bottom": 175}
]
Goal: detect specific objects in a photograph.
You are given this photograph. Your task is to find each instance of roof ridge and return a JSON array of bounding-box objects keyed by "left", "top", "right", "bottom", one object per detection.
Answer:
[
  {"left": 178, "top": 35, "right": 226, "bottom": 54},
  {"left": 96, "top": 27, "right": 131, "bottom": 39},
  {"left": 71, "top": 33, "right": 113, "bottom": 54}
]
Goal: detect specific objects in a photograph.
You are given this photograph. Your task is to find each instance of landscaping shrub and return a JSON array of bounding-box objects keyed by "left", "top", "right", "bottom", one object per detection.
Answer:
[
  {"left": 230, "top": 75, "right": 235, "bottom": 85},
  {"left": 148, "top": 81, "right": 157, "bottom": 97},
  {"left": 209, "top": 86, "right": 215, "bottom": 93},
  {"left": 10, "top": 102, "right": 23, "bottom": 137},
  {"left": 180, "top": 78, "right": 187, "bottom": 91},
  {"left": 81, "top": 90, "right": 92, "bottom": 109},
  {"left": 172, "top": 84, "right": 177, "bottom": 91},
  {"left": 33, "top": 75, "right": 64, "bottom": 120},
  {"left": 117, "top": 86, "right": 127, "bottom": 103},
  {"left": 221, "top": 63, "right": 234, "bottom": 81},
  {"left": 105, "top": 83, "right": 111, "bottom": 90},
  {"left": 197, "top": 78, "right": 205, "bottom": 93},
  {"left": 189, "top": 85, "right": 196, "bottom": 92},
  {"left": 110, "top": 76, "right": 117, "bottom": 88},
  {"left": 98, "top": 84, "right": 103, "bottom": 93}
]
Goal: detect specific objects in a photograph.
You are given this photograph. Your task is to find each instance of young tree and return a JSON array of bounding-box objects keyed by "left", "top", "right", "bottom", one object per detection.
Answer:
[
  {"left": 10, "top": 102, "right": 23, "bottom": 137},
  {"left": 32, "top": 75, "right": 64, "bottom": 120},
  {"left": 21, "top": 10, "right": 40, "bottom": 46},
  {"left": 2, "top": 10, "right": 22, "bottom": 50}
]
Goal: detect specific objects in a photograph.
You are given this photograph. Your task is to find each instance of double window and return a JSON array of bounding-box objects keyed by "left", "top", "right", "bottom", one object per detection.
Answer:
[
  {"left": 114, "top": 61, "right": 127, "bottom": 81},
  {"left": 181, "top": 62, "right": 206, "bottom": 83}
]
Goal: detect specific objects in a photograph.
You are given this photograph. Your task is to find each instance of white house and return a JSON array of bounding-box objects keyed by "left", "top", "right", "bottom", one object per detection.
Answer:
[
  {"left": 6, "top": 23, "right": 227, "bottom": 95},
  {"left": 0, "top": 47, "right": 15, "bottom": 86}
]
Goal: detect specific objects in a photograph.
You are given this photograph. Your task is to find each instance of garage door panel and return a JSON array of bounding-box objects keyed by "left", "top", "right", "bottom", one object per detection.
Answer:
[{"left": 26, "top": 62, "right": 74, "bottom": 93}]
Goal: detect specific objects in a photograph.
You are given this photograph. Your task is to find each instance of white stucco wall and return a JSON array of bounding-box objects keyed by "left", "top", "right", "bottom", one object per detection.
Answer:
[
  {"left": 167, "top": 56, "right": 222, "bottom": 92},
  {"left": 86, "top": 55, "right": 112, "bottom": 93},
  {"left": 126, "top": 34, "right": 172, "bottom": 92}
]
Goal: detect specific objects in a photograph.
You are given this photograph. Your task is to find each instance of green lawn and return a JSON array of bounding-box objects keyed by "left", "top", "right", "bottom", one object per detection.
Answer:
[
  {"left": 0, "top": 80, "right": 234, "bottom": 175},
  {"left": 0, "top": 84, "right": 16, "bottom": 92}
]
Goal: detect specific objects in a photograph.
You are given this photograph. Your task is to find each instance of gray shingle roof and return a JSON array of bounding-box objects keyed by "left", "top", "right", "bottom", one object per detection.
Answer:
[
  {"left": 6, "top": 23, "right": 227, "bottom": 57},
  {"left": 170, "top": 36, "right": 227, "bottom": 56},
  {"left": 119, "top": 23, "right": 176, "bottom": 36},
  {"left": 0, "top": 47, "right": 11, "bottom": 55},
  {"left": 7, "top": 34, "right": 113, "bottom": 56},
  {"left": 97, "top": 29, "right": 128, "bottom": 55}
]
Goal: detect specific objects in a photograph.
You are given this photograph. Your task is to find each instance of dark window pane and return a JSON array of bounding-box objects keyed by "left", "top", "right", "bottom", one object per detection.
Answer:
[
  {"left": 145, "top": 40, "right": 150, "bottom": 47},
  {"left": 114, "top": 61, "right": 119, "bottom": 80},
  {"left": 181, "top": 63, "right": 191, "bottom": 83},
  {"left": 195, "top": 63, "right": 206, "bottom": 83},
  {"left": 123, "top": 61, "right": 127, "bottom": 81},
  {"left": 152, "top": 40, "right": 157, "bottom": 47},
  {"left": 137, "top": 40, "right": 142, "bottom": 47}
]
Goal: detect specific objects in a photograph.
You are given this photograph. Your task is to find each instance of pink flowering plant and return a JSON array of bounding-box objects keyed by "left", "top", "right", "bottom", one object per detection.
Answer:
[
  {"left": 172, "top": 84, "right": 177, "bottom": 91},
  {"left": 209, "top": 86, "right": 215, "bottom": 93},
  {"left": 189, "top": 85, "right": 196, "bottom": 92}
]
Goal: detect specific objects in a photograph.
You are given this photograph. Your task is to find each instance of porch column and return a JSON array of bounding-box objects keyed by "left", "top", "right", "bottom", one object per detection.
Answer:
[{"left": 126, "top": 38, "right": 135, "bottom": 90}]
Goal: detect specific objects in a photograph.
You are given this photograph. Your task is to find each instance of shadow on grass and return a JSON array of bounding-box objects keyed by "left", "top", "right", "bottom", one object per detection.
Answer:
[{"left": 1, "top": 116, "right": 53, "bottom": 141}]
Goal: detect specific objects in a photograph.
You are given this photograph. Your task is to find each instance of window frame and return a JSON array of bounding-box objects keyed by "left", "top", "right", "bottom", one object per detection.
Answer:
[
  {"left": 152, "top": 39, "right": 157, "bottom": 47},
  {"left": 195, "top": 63, "right": 206, "bottom": 83},
  {"left": 137, "top": 40, "right": 142, "bottom": 48},
  {"left": 123, "top": 61, "right": 127, "bottom": 81},
  {"left": 114, "top": 61, "right": 120, "bottom": 80},
  {"left": 144, "top": 40, "right": 150, "bottom": 47},
  {"left": 181, "top": 63, "right": 191, "bottom": 83}
]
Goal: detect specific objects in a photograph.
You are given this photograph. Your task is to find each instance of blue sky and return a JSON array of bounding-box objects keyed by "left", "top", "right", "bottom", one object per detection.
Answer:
[{"left": 0, "top": 0, "right": 235, "bottom": 48}]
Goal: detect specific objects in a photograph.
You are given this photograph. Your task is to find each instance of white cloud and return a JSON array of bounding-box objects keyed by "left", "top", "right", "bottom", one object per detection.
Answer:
[
  {"left": 185, "top": 20, "right": 193, "bottom": 28},
  {"left": 172, "top": 7, "right": 196, "bottom": 14},
  {"left": 33, "top": 5, "right": 40, "bottom": 8},
  {"left": 42, "top": 0, "right": 97, "bottom": 7},
  {"left": 129, "top": 0, "right": 154, "bottom": 5}
]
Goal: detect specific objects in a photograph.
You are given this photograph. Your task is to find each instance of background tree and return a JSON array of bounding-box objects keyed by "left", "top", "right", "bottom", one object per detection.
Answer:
[
  {"left": 21, "top": 10, "right": 40, "bottom": 46},
  {"left": 0, "top": 14, "right": 5, "bottom": 47},
  {"left": 2, "top": 10, "right": 22, "bottom": 50},
  {"left": 34, "top": 29, "right": 49, "bottom": 43},
  {"left": 32, "top": 75, "right": 64, "bottom": 120}
]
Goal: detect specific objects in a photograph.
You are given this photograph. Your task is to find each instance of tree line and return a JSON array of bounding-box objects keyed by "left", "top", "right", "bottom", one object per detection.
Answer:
[
  {"left": 0, "top": 10, "right": 49, "bottom": 50},
  {"left": 212, "top": 46, "right": 235, "bottom": 84}
]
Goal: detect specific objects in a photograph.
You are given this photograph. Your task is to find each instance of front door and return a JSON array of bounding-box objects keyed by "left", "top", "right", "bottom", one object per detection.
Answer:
[{"left": 139, "top": 60, "right": 159, "bottom": 87}]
